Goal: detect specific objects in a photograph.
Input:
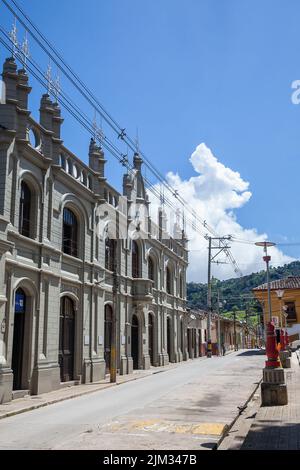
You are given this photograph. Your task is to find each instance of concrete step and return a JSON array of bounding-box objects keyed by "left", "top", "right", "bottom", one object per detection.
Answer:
[{"left": 12, "top": 390, "right": 29, "bottom": 400}]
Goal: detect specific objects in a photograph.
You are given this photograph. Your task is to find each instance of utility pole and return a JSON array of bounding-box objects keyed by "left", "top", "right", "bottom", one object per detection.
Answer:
[
  {"left": 207, "top": 236, "right": 212, "bottom": 357},
  {"left": 245, "top": 304, "right": 249, "bottom": 348},
  {"left": 217, "top": 290, "right": 221, "bottom": 356},
  {"left": 206, "top": 235, "right": 231, "bottom": 358},
  {"left": 233, "top": 308, "right": 237, "bottom": 351}
]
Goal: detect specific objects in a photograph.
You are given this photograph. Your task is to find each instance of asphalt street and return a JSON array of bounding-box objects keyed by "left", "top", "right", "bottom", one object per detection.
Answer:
[{"left": 0, "top": 350, "right": 265, "bottom": 450}]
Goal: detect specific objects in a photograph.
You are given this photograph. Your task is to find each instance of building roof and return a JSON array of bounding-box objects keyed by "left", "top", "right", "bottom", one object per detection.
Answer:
[{"left": 253, "top": 276, "right": 300, "bottom": 291}]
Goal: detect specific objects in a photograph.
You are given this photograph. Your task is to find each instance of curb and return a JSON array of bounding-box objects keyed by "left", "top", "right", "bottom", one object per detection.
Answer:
[{"left": 216, "top": 377, "right": 262, "bottom": 450}]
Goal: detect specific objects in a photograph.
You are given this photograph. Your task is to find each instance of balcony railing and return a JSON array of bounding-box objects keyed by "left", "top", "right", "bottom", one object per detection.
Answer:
[{"left": 131, "top": 278, "right": 154, "bottom": 300}]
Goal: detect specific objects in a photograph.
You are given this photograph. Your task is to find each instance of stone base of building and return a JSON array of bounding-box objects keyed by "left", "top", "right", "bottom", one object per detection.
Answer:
[
  {"left": 279, "top": 351, "right": 291, "bottom": 369},
  {"left": 158, "top": 353, "right": 169, "bottom": 366},
  {"left": 120, "top": 355, "right": 127, "bottom": 375},
  {"left": 261, "top": 366, "right": 288, "bottom": 406},
  {"left": 31, "top": 364, "right": 61, "bottom": 395},
  {"left": 83, "top": 359, "right": 92, "bottom": 383},
  {"left": 119, "top": 356, "right": 133, "bottom": 375},
  {"left": 172, "top": 351, "right": 179, "bottom": 363},
  {"left": 143, "top": 354, "right": 151, "bottom": 370},
  {"left": 182, "top": 349, "right": 189, "bottom": 361},
  {"left": 91, "top": 358, "right": 106, "bottom": 382},
  {"left": 0, "top": 367, "right": 13, "bottom": 404}
]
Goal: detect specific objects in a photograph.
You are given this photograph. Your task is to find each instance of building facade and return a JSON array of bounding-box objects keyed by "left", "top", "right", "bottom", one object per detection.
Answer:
[
  {"left": 253, "top": 276, "right": 300, "bottom": 344},
  {"left": 0, "top": 57, "right": 190, "bottom": 403}
]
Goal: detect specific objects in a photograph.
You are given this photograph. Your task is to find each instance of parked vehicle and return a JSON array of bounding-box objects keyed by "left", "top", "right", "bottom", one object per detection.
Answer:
[{"left": 290, "top": 340, "right": 300, "bottom": 352}]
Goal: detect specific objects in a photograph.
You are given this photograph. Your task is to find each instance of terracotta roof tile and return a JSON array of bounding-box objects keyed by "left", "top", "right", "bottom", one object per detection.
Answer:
[{"left": 253, "top": 276, "right": 300, "bottom": 291}]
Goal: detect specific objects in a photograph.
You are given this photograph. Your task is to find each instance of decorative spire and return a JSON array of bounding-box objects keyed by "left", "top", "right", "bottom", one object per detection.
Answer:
[
  {"left": 9, "top": 17, "right": 18, "bottom": 58},
  {"left": 135, "top": 127, "right": 140, "bottom": 153},
  {"left": 21, "top": 30, "right": 30, "bottom": 70},
  {"left": 92, "top": 109, "right": 104, "bottom": 146},
  {"left": 160, "top": 185, "right": 165, "bottom": 208},
  {"left": 45, "top": 60, "right": 53, "bottom": 95},
  {"left": 53, "top": 73, "right": 61, "bottom": 103}
]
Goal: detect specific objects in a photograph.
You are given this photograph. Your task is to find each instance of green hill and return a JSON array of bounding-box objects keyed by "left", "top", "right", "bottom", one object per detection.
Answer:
[{"left": 187, "top": 260, "right": 300, "bottom": 324}]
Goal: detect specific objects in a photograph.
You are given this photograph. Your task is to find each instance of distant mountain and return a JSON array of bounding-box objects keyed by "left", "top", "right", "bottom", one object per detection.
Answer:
[{"left": 187, "top": 261, "right": 300, "bottom": 314}]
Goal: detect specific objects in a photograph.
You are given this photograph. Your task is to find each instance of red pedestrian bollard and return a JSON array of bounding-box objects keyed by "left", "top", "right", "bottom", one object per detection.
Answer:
[{"left": 265, "top": 321, "right": 281, "bottom": 368}]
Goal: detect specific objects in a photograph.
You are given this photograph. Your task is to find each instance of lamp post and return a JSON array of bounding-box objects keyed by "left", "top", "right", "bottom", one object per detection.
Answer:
[
  {"left": 255, "top": 241, "right": 276, "bottom": 323},
  {"left": 275, "top": 289, "right": 284, "bottom": 329},
  {"left": 216, "top": 291, "right": 224, "bottom": 357},
  {"left": 187, "top": 313, "right": 196, "bottom": 359},
  {"left": 255, "top": 241, "right": 288, "bottom": 406},
  {"left": 283, "top": 307, "right": 289, "bottom": 348}
]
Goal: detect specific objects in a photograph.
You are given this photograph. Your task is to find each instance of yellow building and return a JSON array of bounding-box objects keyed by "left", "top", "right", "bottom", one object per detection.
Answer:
[{"left": 253, "top": 276, "right": 300, "bottom": 342}]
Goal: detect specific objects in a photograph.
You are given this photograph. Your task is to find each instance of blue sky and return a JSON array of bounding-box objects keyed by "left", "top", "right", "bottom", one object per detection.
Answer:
[{"left": 1, "top": 0, "right": 300, "bottom": 278}]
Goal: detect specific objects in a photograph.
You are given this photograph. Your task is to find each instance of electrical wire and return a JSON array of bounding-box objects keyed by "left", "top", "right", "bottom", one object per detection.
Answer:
[{"left": 0, "top": 0, "right": 243, "bottom": 275}]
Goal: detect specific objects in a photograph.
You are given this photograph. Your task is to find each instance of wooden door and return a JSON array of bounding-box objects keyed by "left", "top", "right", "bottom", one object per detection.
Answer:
[
  {"left": 148, "top": 314, "right": 154, "bottom": 365},
  {"left": 167, "top": 317, "right": 172, "bottom": 361},
  {"left": 12, "top": 289, "right": 26, "bottom": 390},
  {"left": 104, "top": 305, "right": 113, "bottom": 373},
  {"left": 131, "top": 315, "right": 139, "bottom": 369},
  {"left": 59, "top": 297, "right": 75, "bottom": 382}
]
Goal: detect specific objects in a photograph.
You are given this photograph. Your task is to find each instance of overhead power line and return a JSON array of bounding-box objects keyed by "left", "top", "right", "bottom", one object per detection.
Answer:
[{"left": 0, "top": 0, "right": 242, "bottom": 276}]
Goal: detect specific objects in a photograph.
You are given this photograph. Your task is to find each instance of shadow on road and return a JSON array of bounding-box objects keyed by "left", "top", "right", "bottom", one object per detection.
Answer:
[
  {"left": 236, "top": 350, "right": 265, "bottom": 357},
  {"left": 201, "top": 442, "right": 218, "bottom": 450}
]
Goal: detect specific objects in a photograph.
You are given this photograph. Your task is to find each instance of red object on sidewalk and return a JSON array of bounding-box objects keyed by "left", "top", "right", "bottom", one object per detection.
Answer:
[
  {"left": 280, "top": 329, "right": 285, "bottom": 350},
  {"left": 265, "top": 321, "right": 281, "bottom": 368}
]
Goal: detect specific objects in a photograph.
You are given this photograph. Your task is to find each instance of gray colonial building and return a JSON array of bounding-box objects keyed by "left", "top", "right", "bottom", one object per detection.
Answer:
[{"left": 0, "top": 57, "right": 192, "bottom": 403}]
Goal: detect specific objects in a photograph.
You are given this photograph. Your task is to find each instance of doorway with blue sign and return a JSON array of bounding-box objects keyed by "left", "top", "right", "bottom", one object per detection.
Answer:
[{"left": 12, "top": 288, "right": 26, "bottom": 390}]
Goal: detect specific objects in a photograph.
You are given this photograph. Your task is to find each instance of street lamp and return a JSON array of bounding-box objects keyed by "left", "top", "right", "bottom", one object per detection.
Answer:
[
  {"left": 255, "top": 241, "right": 276, "bottom": 323},
  {"left": 282, "top": 305, "right": 288, "bottom": 343},
  {"left": 275, "top": 289, "right": 284, "bottom": 328},
  {"left": 255, "top": 241, "right": 288, "bottom": 405}
]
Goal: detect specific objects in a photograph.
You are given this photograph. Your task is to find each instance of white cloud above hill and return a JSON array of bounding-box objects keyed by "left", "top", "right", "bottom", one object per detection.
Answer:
[{"left": 149, "top": 143, "right": 293, "bottom": 282}]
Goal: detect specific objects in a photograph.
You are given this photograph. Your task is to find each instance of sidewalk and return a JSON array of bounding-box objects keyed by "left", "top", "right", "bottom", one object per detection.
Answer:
[
  {"left": 0, "top": 357, "right": 202, "bottom": 421},
  {"left": 219, "top": 351, "right": 300, "bottom": 450}
]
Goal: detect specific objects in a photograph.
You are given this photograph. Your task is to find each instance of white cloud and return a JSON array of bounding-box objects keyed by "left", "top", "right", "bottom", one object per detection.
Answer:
[{"left": 149, "top": 143, "right": 294, "bottom": 282}]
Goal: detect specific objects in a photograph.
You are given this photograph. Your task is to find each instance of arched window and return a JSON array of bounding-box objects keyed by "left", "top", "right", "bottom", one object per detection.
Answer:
[
  {"left": 19, "top": 181, "right": 31, "bottom": 237},
  {"left": 132, "top": 240, "right": 140, "bottom": 278},
  {"left": 63, "top": 208, "right": 78, "bottom": 257},
  {"left": 105, "top": 238, "right": 116, "bottom": 272},
  {"left": 166, "top": 266, "right": 172, "bottom": 294},
  {"left": 179, "top": 272, "right": 184, "bottom": 298},
  {"left": 148, "top": 256, "right": 154, "bottom": 282}
]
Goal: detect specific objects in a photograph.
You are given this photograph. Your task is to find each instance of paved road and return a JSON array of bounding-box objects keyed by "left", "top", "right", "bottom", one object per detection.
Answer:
[{"left": 0, "top": 350, "right": 265, "bottom": 450}]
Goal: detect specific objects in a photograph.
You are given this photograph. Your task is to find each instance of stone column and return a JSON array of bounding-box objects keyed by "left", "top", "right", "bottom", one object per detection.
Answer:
[{"left": 0, "top": 268, "right": 13, "bottom": 403}]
